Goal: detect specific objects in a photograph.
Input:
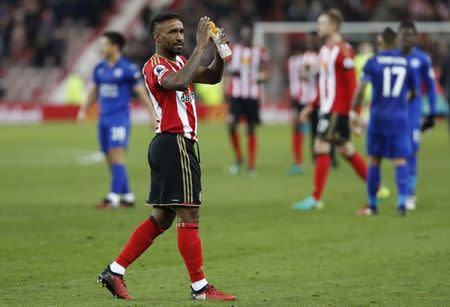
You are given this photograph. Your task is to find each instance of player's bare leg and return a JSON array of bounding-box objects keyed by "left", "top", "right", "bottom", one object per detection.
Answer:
[
  {"left": 97, "top": 147, "right": 134, "bottom": 209},
  {"left": 99, "top": 207, "right": 175, "bottom": 299},
  {"left": 174, "top": 207, "right": 235, "bottom": 301}
]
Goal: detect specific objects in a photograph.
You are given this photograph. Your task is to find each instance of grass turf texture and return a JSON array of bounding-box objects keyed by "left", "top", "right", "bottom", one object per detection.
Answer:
[{"left": 1, "top": 122, "right": 449, "bottom": 306}]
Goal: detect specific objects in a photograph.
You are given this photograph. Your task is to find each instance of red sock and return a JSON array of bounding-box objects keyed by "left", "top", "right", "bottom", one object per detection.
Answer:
[
  {"left": 292, "top": 131, "right": 303, "bottom": 165},
  {"left": 177, "top": 223, "right": 205, "bottom": 283},
  {"left": 248, "top": 134, "right": 257, "bottom": 170},
  {"left": 230, "top": 131, "right": 242, "bottom": 161},
  {"left": 115, "top": 218, "right": 165, "bottom": 268},
  {"left": 312, "top": 154, "right": 331, "bottom": 200},
  {"left": 347, "top": 152, "right": 367, "bottom": 181}
]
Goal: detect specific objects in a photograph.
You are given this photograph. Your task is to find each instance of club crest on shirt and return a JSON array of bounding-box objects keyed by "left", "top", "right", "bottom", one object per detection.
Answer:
[
  {"left": 113, "top": 68, "right": 123, "bottom": 78},
  {"left": 411, "top": 58, "right": 421, "bottom": 68}
]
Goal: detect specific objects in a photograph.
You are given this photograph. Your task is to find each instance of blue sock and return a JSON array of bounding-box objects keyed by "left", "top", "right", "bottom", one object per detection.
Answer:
[
  {"left": 121, "top": 166, "right": 131, "bottom": 194},
  {"left": 395, "top": 164, "right": 409, "bottom": 209},
  {"left": 406, "top": 154, "right": 417, "bottom": 196},
  {"left": 111, "top": 164, "right": 126, "bottom": 194},
  {"left": 367, "top": 165, "right": 380, "bottom": 208}
]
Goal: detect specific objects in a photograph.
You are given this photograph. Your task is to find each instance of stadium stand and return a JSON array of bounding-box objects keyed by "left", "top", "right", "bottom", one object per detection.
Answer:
[{"left": 1, "top": 0, "right": 449, "bottom": 105}]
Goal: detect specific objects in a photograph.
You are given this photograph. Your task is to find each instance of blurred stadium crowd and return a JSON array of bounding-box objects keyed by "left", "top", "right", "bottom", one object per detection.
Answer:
[{"left": 1, "top": 0, "right": 450, "bottom": 102}]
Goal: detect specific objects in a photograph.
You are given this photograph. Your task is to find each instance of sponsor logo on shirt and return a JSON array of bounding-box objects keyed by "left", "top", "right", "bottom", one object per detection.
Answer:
[{"left": 181, "top": 91, "right": 195, "bottom": 103}]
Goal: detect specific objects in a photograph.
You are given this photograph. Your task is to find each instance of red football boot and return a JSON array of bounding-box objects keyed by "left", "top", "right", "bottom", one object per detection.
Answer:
[
  {"left": 191, "top": 284, "right": 236, "bottom": 301},
  {"left": 98, "top": 266, "right": 133, "bottom": 300}
]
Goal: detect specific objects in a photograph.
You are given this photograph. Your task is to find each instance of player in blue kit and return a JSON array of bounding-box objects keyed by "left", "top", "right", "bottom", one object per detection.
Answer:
[
  {"left": 350, "top": 28, "right": 417, "bottom": 216},
  {"left": 77, "top": 31, "right": 156, "bottom": 209},
  {"left": 396, "top": 21, "right": 437, "bottom": 211}
]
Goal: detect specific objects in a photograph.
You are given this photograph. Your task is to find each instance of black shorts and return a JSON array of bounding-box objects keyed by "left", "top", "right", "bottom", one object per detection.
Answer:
[
  {"left": 292, "top": 99, "right": 307, "bottom": 116},
  {"left": 229, "top": 97, "right": 260, "bottom": 124},
  {"left": 316, "top": 113, "right": 350, "bottom": 145},
  {"left": 146, "top": 133, "right": 201, "bottom": 207}
]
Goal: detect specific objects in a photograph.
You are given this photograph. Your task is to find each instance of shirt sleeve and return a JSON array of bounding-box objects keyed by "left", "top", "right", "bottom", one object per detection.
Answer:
[
  {"left": 342, "top": 49, "right": 357, "bottom": 100},
  {"left": 341, "top": 45, "right": 355, "bottom": 71},
  {"left": 421, "top": 54, "right": 437, "bottom": 115},
  {"left": 92, "top": 67, "right": 100, "bottom": 86},
  {"left": 145, "top": 61, "right": 173, "bottom": 88},
  {"left": 407, "top": 65, "right": 419, "bottom": 93},
  {"left": 128, "top": 63, "right": 144, "bottom": 87},
  {"left": 361, "top": 58, "right": 373, "bottom": 82}
]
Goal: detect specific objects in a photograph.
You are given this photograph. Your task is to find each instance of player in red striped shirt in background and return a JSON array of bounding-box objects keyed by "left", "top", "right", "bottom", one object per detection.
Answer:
[
  {"left": 225, "top": 24, "right": 269, "bottom": 176},
  {"left": 292, "top": 9, "right": 370, "bottom": 210},
  {"left": 287, "top": 32, "right": 321, "bottom": 175}
]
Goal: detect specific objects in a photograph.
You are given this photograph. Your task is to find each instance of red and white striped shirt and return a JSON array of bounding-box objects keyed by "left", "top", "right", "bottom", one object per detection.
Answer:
[
  {"left": 288, "top": 51, "right": 319, "bottom": 105},
  {"left": 143, "top": 54, "right": 198, "bottom": 140},
  {"left": 227, "top": 44, "right": 269, "bottom": 99},
  {"left": 318, "top": 41, "right": 356, "bottom": 115}
]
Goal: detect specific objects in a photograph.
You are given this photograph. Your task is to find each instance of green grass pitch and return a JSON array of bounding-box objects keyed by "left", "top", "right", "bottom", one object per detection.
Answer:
[{"left": 1, "top": 121, "right": 449, "bottom": 306}]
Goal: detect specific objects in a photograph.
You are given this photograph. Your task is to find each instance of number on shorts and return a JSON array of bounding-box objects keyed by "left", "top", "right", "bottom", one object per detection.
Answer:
[
  {"left": 317, "top": 119, "right": 329, "bottom": 134},
  {"left": 111, "top": 126, "right": 126, "bottom": 141}
]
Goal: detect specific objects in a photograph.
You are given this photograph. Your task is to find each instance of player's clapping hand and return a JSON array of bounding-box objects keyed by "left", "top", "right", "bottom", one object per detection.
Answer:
[
  {"left": 299, "top": 105, "right": 313, "bottom": 124},
  {"left": 215, "top": 28, "right": 230, "bottom": 46},
  {"left": 196, "top": 17, "right": 211, "bottom": 49}
]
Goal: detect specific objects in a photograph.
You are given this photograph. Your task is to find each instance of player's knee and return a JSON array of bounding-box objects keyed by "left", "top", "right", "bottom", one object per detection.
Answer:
[
  {"left": 108, "top": 148, "right": 126, "bottom": 164},
  {"left": 228, "top": 123, "right": 237, "bottom": 133},
  {"left": 247, "top": 124, "right": 256, "bottom": 136},
  {"left": 393, "top": 158, "right": 407, "bottom": 166},
  {"left": 339, "top": 142, "right": 355, "bottom": 158},
  {"left": 151, "top": 208, "right": 176, "bottom": 229},
  {"left": 176, "top": 207, "right": 200, "bottom": 224},
  {"left": 369, "top": 156, "right": 381, "bottom": 165},
  {"left": 313, "top": 138, "right": 330, "bottom": 154}
]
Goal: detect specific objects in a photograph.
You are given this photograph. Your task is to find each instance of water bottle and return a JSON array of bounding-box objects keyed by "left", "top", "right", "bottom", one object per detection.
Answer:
[{"left": 209, "top": 22, "right": 232, "bottom": 60}]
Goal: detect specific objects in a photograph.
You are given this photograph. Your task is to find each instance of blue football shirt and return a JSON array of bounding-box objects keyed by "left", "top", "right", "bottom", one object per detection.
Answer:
[
  {"left": 362, "top": 50, "right": 417, "bottom": 134},
  {"left": 93, "top": 57, "right": 143, "bottom": 120},
  {"left": 394, "top": 47, "right": 437, "bottom": 128}
]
